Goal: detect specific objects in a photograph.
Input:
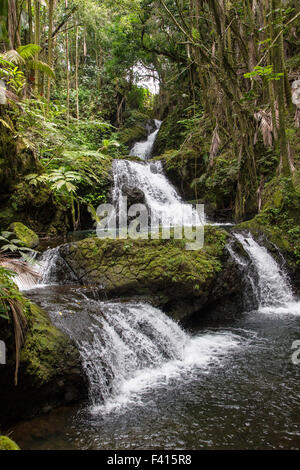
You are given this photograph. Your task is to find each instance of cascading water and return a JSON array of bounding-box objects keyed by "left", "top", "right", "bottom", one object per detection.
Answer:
[
  {"left": 39, "top": 247, "right": 78, "bottom": 285},
  {"left": 130, "top": 119, "right": 162, "bottom": 160},
  {"left": 34, "top": 292, "right": 244, "bottom": 413},
  {"left": 112, "top": 120, "right": 204, "bottom": 227},
  {"left": 10, "top": 121, "right": 300, "bottom": 449},
  {"left": 230, "top": 232, "right": 300, "bottom": 314},
  {"left": 112, "top": 159, "right": 203, "bottom": 227}
]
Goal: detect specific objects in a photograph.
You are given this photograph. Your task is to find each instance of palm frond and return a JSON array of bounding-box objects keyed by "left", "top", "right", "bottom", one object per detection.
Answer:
[
  {"left": 2, "top": 49, "right": 24, "bottom": 65},
  {"left": 26, "top": 60, "right": 55, "bottom": 79},
  {"left": 8, "top": 297, "right": 27, "bottom": 386},
  {"left": 16, "top": 44, "right": 41, "bottom": 60}
]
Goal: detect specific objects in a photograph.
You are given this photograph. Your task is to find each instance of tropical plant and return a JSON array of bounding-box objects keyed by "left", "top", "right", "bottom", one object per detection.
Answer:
[
  {"left": 0, "top": 264, "right": 27, "bottom": 386},
  {"left": 1, "top": 44, "right": 55, "bottom": 82},
  {"left": 0, "top": 231, "right": 37, "bottom": 260}
]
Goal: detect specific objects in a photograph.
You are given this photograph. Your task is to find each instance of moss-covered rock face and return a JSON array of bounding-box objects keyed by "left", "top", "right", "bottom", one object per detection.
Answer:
[
  {"left": 152, "top": 107, "right": 187, "bottom": 157},
  {"left": 10, "top": 222, "right": 39, "bottom": 248},
  {"left": 0, "top": 436, "right": 20, "bottom": 450},
  {"left": 59, "top": 227, "right": 243, "bottom": 321},
  {"left": 0, "top": 301, "right": 86, "bottom": 425}
]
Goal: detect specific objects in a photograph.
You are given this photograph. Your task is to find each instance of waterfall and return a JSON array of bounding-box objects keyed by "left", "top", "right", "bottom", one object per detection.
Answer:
[
  {"left": 39, "top": 247, "right": 78, "bottom": 285},
  {"left": 231, "top": 232, "right": 299, "bottom": 314},
  {"left": 50, "top": 299, "right": 243, "bottom": 412},
  {"left": 112, "top": 119, "right": 204, "bottom": 227},
  {"left": 112, "top": 159, "right": 203, "bottom": 227},
  {"left": 14, "top": 247, "right": 78, "bottom": 290},
  {"left": 130, "top": 119, "right": 161, "bottom": 160}
]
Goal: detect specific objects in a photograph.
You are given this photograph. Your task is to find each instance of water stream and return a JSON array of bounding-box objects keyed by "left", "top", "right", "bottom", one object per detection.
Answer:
[{"left": 9, "top": 123, "right": 300, "bottom": 450}]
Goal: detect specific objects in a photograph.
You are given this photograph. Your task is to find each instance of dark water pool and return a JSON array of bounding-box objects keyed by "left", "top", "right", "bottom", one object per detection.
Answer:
[{"left": 8, "top": 294, "right": 300, "bottom": 450}]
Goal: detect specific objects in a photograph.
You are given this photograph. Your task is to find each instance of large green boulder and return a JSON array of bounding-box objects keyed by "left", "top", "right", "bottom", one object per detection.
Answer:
[
  {"left": 0, "top": 436, "right": 20, "bottom": 450},
  {"left": 58, "top": 226, "right": 243, "bottom": 321},
  {"left": 10, "top": 222, "right": 39, "bottom": 248}
]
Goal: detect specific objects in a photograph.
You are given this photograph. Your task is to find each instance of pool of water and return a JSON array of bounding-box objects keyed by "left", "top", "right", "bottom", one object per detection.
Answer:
[{"left": 8, "top": 294, "right": 300, "bottom": 450}]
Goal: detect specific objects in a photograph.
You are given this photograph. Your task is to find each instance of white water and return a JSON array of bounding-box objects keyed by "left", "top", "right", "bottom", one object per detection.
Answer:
[
  {"left": 112, "top": 159, "right": 204, "bottom": 227},
  {"left": 233, "top": 233, "right": 300, "bottom": 315},
  {"left": 11, "top": 266, "right": 40, "bottom": 291},
  {"left": 113, "top": 120, "right": 204, "bottom": 227},
  {"left": 66, "top": 301, "right": 243, "bottom": 413}
]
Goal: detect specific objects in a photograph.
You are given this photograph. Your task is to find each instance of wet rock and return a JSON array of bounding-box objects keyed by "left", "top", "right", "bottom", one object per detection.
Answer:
[
  {"left": 0, "top": 302, "right": 87, "bottom": 426},
  {"left": 121, "top": 184, "right": 145, "bottom": 206},
  {"left": 58, "top": 227, "right": 243, "bottom": 322},
  {"left": 150, "top": 163, "right": 158, "bottom": 174}
]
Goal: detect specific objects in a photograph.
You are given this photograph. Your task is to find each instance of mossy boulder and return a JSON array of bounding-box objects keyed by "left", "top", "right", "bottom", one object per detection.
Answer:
[
  {"left": 0, "top": 301, "right": 86, "bottom": 425},
  {"left": 0, "top": 436, "right": 20, "bottom": 450},
  {"left": 10, "top": 222, "right": 39, "bottom": 248},
  {"left": 58, "top": 226, "right": 243, "bottom": 321},
  {"left": 152, "top": 106, "right": 187, "bottom": 157}
]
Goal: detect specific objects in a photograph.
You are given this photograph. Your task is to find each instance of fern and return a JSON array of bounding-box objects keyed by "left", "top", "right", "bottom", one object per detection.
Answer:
[{"left": 17, "top": 44, "right": 41, "bottom": 60}]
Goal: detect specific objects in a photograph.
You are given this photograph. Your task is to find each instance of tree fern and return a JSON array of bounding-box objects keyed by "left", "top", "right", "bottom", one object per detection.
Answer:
[
  {"left": 2, "top": 45, "right": 55, "bottom": 79},
  {"left": 26, "top": 59, "right": 55, "bottom": 79},
  {"left": 17, "top": 44, "right": 41, "bottom": 60}
]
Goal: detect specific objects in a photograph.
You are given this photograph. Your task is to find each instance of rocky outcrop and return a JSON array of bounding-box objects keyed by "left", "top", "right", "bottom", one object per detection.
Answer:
[
  {"left": 0, "top": 302, "right": 86, "bottom": 426},
  {"left": 121, "top": 184, "right": 145, "bottom": 206},
  {"left": 58, "top": 226, "right": 243, "bottom": 322}
]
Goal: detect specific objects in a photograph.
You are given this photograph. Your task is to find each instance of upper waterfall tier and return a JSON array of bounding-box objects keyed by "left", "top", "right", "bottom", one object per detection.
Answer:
[{"left": 130, "top": 119, "right": 162, "bottom": 160}]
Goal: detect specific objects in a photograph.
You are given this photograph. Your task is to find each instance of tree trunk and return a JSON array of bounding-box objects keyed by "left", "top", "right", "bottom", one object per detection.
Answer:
[
  {"left": 28, "top": 0, "right": 33, "bottom": 43},
  {"left": 8, "top": 0, "right": 20, "bottom": 49},
  {"left": 34, "top": 0, "right": 40, "bottom": 95},
  {"left": 272, "top": 0, "right": 290, "bottom": 176},
  {"left": 47, "top": 0, "right": 54, "bottom": 104},
  {"left": 75, "top": 24, "right": 79, "bottom": 121},
  {"left": 65, "top": 0, "right": 70, "bottom": 125}
]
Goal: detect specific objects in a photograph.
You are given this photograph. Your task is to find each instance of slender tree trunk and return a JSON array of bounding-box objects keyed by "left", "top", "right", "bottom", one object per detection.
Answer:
[
  {"left": 272, "top": 0, "right": 290, "bottom": 176},
  {"left": 47, "top": 0, "right": 54, "bottom": 104},
  {"left": 34, "top": 0, "right": 40, "bottom": 95},
  {"left": 8, "top": 0, "right": 20, "bottom": 49},
  {"left": 65, "top": 0, "right": 70, "bottom": 125},
  {"left": 28, "top": 0, "right": 33, "bottom": 43},
  {"left": 75, "top": 24, "right": 79, "bottom": 121}
]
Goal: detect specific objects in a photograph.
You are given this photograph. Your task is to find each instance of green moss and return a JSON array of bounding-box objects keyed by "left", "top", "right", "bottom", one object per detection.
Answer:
[
  {"left": 10, "top": 222, "right": 39, "bottom": 248},
  {"left": 118, "top": 124, "right": 148, "bottom": 147},
  {"left": 21, "top": 303, "right": 75, "bottom": 384},
  {"left": 286, "top": 53, "right": 300, "bottom": 72},
  {"left": 236, "top": 176, "right": 300, "bottom": 271},
  {"left": 0, "top": 436, "right": 20, "bottom": 450},
  {"left": 61, "top": 226, "right": 229, "bottom": 297}
]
